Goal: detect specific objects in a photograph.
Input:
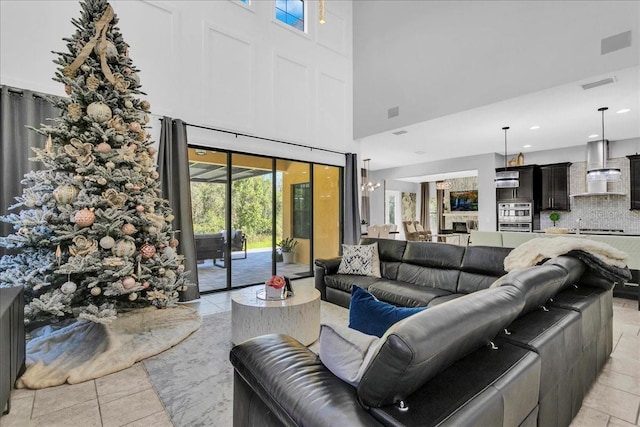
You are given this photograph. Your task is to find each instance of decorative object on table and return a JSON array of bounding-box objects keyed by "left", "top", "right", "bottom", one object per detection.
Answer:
[
  {"left": 277, "top": 237, "right": 298, "bottom": 264},
  {"left": 284, "top": 276, "right": 294, "bottom": 297},
  {"left": 549, "top": 211, "right": 560, "bottom": 226},
  {"left": 0, "top": 0, "right": 194, "bottom": 331},
  {"left": 265, "top": 275, "right": 286, "bottom": 299}
]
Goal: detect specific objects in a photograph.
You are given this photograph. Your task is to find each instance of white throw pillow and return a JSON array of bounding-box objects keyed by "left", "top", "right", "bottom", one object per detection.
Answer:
[
  {"left": 319, "top": 323, "right": 381, "bottom": 387},
  {"left": 338, "top": 243, "right": 381, "bottom": 278},
  {"left": 406, "top": 224, "right": 416, "bottom": 233},
  {"left": 415, "top": 223, "right": 424, "bottom": 232}
]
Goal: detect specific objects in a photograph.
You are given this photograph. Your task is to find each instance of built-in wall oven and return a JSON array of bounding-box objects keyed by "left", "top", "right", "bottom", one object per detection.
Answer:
[{"left": 498, "top": 202, "right": 532, "bottom": 232}]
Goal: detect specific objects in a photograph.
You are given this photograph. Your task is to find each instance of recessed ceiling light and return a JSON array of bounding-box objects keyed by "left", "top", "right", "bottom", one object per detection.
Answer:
[
  {"left": 529, "top": 126, "right": 540, "bottom": 130},
  {"left": 414, "top": 150, "right": 426, "bottom": 155},
  {"left": 616, "top": 108, "right": 631, "bottom": 114},
  {"left": 588, "top": 134, "right": 599, "bottom": 138},
  {"left": 392, "top": 130, "right": 408, "bottom": 136},
  {"left": 523, "top": 144, "right": 532, "bottom": 148}
]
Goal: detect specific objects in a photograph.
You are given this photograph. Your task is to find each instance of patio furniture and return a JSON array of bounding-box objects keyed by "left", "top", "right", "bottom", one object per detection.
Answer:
[{"left": 195, "top": 230, "right": 247, "bottom": 267}]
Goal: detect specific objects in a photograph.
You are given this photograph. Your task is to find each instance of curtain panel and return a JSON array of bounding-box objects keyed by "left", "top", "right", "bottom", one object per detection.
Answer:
[
  {"left": 343, "top": 153, "right": 361, "bottom": 246},
  {"left": 0, "top": 86, "right": 60, "bottom": 258},
  {"left": 420, "top": 182, "right": 430, "bottom": 230},
  {"left": 158, "top": 117, "right": 199, "bottom": 301}
]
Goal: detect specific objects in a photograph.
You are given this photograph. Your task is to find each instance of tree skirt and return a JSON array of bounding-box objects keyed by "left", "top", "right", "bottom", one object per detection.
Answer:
[{"left": 17, "top": 306, "right": 201, "bottom": 389}]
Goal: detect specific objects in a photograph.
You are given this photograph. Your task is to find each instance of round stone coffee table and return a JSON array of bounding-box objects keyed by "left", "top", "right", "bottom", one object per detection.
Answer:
[{"left": 231, "top": 282, "right": 321, "bottom": 346}]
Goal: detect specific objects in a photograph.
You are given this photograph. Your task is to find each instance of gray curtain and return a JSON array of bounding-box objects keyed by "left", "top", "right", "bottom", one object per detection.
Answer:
[
  {"left": 158, "top": 117, "right": 199, "bottom": 301},
  {"left": 420, "top": 182, "right": 430, "bottom": 230},
  {"left": 343, "top": 153, "right": 361, "bottom": 245},
  {"left": 1, "top": 86, "right": 60, "bottom": 258}
]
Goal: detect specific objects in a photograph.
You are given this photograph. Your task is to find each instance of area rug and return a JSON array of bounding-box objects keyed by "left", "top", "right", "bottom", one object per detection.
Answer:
[
  {"left": 144, "top": 300, "right": 349, "bottom": 427},
  {"left": 17, "top": 306, "right": 201, "bottom": 389}
]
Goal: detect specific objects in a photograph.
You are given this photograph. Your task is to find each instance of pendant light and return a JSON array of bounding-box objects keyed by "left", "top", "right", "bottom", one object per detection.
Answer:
[
  {"left": 361, "top": 159, "right": 381, "bottom": 192},
  {"left": 495, "top": 126, "right": 520, "bottom": 188},
  {"left": 586, "top": 107, "right": 621, "bottom": 182}
]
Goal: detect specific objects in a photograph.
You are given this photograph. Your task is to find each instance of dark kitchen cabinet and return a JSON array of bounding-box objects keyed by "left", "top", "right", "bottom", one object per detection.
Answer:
[
  {"left": 495, "top": 165, "right": 541, "bottom": 205},
  {"left": 629, "top": 155, "right": 640, "bottom": 210},
  {"left": 540, "top": 162, "right": 571, "bottom": 211}
]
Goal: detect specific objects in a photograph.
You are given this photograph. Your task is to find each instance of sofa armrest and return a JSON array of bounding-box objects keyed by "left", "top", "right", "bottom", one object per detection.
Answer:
[
  {"left": 314, "top": 257, "right": 342, "bottom": 300},
  {"left": 230, "top": 334, "right": 382, "bottom": 427}
]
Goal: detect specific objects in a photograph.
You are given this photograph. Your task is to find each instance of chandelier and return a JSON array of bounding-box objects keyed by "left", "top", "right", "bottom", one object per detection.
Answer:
[
  {"left": 361, "top": 159, "right": 381, "bottom": 192},
  {"left": 494, "top": 126, "right": 520, "bottom": 188}
]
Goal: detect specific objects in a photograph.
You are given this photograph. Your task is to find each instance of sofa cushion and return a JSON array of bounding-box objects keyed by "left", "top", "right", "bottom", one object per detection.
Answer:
[
  {"left": 368, "top": 280, "right": 451, "bottom": 307},
  {"left": 357, "top": 285, "right": 525, "bottom": 407},
  {"left": 402, "top": 241, "right": 465, "bottom": 269},
  {"left": 349, "top": 286, "right": 426, "bottom": 338},
  {"left": 324, "top": 274, "right": 379, "bottom": 294},
  {"left": 318, "top": 323, "right": 380, "bottom": 386},
  {"left": 491, "top": 264, "right": 568, "bottom": 316},
  {"left": 396, "top": 263, "right": 460, "bottom": 293},
  {"left": 360, "top": 238, "right": 407, "bottom": 263},
  {"left": 338, "top": 243, "right": 381, "bottom": 278}
]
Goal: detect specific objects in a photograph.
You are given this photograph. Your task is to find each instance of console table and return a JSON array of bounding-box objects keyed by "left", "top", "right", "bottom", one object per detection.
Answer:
[{"left": 0, "top": 286, "right": 25, "bottom": 415}]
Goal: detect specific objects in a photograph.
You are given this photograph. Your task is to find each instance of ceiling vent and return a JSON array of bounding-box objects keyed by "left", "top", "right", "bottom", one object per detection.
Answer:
[
  {"left": 388, "top": 106, "right": 399, "bottom": 118},
  {"left": 601, "top": 30, "right": 632, "bottom": 55},
  {"left": 392, "top": 130, "right": 408, "bottom": 136},
  {"left": 581, "top": 77, "right": 616, "bottom": 90}
]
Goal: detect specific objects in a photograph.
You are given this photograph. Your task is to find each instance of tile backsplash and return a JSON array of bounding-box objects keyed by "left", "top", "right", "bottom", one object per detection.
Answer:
[{"left": 539, "top": 157, "right": 640, "bottom": 234}]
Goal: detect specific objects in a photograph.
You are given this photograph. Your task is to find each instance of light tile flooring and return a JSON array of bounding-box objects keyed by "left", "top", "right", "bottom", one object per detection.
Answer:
[{"left": 1, "top": 290, "right": 639, "bottom": 427}]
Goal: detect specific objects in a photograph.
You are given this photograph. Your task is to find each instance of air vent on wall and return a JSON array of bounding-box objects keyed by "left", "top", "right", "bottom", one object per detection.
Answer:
[
  {"left": 388, "top": 106, "right": 399, "bottom": 118},
  {"left": 581, "top": 77, "right": 616, "bottom": 90},
  {"left": 601, "top": 30, "right": 632, "bottom": 55},
  {"left": 392, "top": 130, "right": 408, "bottom": 136}
]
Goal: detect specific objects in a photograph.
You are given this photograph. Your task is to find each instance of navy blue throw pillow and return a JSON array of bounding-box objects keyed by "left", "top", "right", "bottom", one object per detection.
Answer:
[{"left": 348, "top": 286, "right": 426, "bottom": 338}]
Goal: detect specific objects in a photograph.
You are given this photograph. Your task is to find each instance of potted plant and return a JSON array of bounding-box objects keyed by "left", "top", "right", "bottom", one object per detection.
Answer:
[
  {"left": 549, "top": 212, "right": 560, "bottom": 227},
  {"left": 277, "top": 237, "right": 298, "bottom": 264}
]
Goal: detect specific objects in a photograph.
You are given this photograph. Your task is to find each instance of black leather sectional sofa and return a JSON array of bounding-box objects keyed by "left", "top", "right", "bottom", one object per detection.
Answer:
[{"left": 230, "top": 238, "right": 618, "bottom": 427}]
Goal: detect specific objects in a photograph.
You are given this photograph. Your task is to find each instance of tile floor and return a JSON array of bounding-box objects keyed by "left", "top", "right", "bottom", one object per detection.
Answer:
[{"left": 1, "top": 290, "right": 639, "bottom": 427}]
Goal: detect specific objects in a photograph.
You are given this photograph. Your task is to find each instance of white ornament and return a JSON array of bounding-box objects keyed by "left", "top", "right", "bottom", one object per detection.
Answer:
[
  {"left": 61, "top": 281, "right": 77, "bottom": 294},
  {"left": 128, "top": 292, "right": 138, "bottom": 301},
  {"left": 91, "top": 287, "right": 102, "bottom": 296},
  {"left": 122, "top": 276, "right": 136, "bottom": 289},
  {"left": 105, "top": 161, "right": 115, "bottom": 169},
  {"left": 99, "top": 236, "right": 115, "bottom": 249}
]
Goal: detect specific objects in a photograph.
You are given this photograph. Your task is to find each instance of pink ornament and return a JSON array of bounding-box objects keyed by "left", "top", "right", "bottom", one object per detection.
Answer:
[
  {"left": 121, "top": 223, "right": 137, "bottom": 235},
  {"left": 96, "top": 142, "right": 112, "bottom": 153},
  {"left": 136, "top": 205, "right": 145, "bottom": 212},
  {"left": 140, "top": 244, "right": 156, "bottom": 259},
  {"left": 148, "top": 147, "right": 157, "bottom": 155},
  {"left": 169, "top": 238, "right": 179, "bottom": 248},
  {"left": 141, "top": 281, "right": 150, "bottom": 289},
  {"left": 74, "top": 209, "right": 95, "bottom": 227},
  {"left": 122, "top": 277, "right": 136, "bottom": 289},
  {"left": 129, "top": 122, "right": 142, "bottom": 133},
  {"left": 132, "top": 185, "right": 141, "bottom": 191}
]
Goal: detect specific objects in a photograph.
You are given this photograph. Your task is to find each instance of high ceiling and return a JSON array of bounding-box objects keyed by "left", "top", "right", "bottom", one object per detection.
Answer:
[{"left": 353, "top": 1, "right": 640, "bottom": 172}]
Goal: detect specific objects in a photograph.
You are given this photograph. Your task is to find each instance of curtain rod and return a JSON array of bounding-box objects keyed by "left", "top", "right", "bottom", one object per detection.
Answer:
[{"left": 159, "top": 117, "right": 346, "bottom": 156}]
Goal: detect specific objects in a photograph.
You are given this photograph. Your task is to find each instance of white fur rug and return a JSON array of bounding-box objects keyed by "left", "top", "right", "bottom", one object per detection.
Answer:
[
  {"left": 504, "top": 236, "right": 629, "bottom": 271},
  {"left": 17, "top": 306, "right": 201, "bottom": 389}
]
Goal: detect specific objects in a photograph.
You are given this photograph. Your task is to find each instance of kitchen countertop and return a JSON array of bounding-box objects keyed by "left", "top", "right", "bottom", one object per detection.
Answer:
[{"left": 532, "top": 230, "right": 640, "bottom": 237}]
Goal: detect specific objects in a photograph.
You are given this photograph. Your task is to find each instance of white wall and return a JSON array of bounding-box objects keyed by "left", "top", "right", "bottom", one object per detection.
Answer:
[{"left": 0, "top": 0, "right": 356, "bottom": 167}]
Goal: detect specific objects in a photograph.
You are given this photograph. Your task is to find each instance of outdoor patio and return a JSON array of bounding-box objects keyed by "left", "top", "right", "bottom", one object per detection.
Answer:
[{"left": 196, "top": 248, "right": 312, "bottom": 293}]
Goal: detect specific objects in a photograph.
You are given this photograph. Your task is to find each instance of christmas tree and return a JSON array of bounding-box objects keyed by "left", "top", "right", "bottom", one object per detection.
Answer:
[{"left": 0, "top": 0, "right": 192, "bottom": 326}]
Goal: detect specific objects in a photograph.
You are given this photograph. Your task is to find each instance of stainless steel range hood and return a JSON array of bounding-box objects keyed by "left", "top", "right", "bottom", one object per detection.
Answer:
[{"left": 570, "top": 140, "right": 626, "bottom": 197}]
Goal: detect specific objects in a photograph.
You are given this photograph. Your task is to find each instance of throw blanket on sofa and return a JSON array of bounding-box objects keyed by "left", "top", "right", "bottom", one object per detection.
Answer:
[{"left": 504, "top": 237, "right": 632, "bottom": 283}]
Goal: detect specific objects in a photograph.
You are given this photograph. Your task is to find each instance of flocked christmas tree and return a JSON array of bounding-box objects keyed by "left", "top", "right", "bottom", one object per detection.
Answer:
[{"left": 0, "top": 0, "right": 192, "bottom": 326}]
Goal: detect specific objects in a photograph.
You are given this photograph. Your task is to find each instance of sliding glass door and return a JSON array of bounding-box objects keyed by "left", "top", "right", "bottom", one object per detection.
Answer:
[{"left": 189, "top": 147, "right": 341, "bottom": 293}]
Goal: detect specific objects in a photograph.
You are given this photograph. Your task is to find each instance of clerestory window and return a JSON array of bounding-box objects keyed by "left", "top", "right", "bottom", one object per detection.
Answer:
[{"left": 276, "top": 0, "right": 304, "bottom": 31}]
